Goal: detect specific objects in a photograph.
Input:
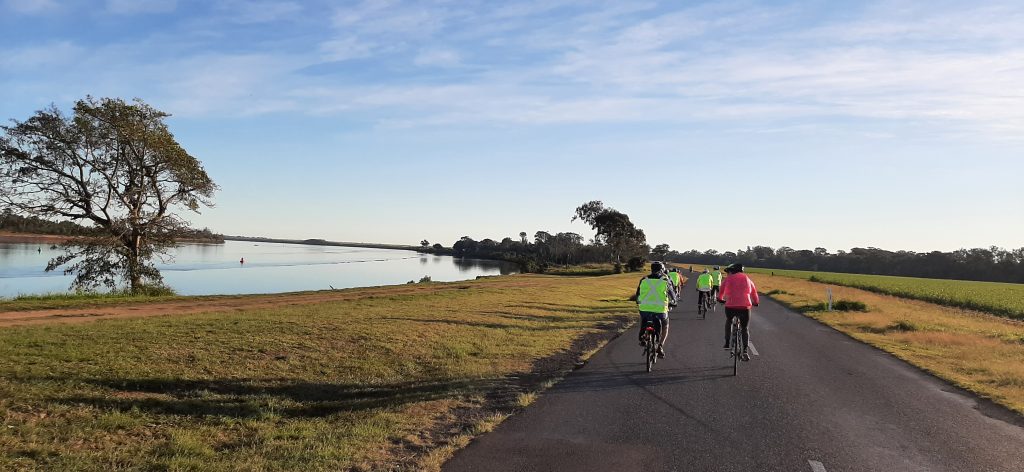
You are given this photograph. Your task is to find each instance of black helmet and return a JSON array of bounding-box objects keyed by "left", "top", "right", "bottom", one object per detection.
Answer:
[
  {"left": 725, "top": 263, "right": 744, "bottom": 274},
  {"left": 713, "top": 266, "right": 720, "bottom": 270},
  {"left": 651, "top": 261, "right": 665, "bottom": 273}
]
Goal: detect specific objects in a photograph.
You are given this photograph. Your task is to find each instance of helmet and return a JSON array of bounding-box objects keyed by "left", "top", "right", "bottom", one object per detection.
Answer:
[
  {"left": 725, "top": 263, "right": 744, "bottom": 274},
  {"left": 702, "top": 268, "right": 709, "bottom": 273},
  {"left": 713, "top": 266, "right": 720, "bottom": 270},
  {"left": 650, "top": 261, "right": 665, "bottom": 274}
]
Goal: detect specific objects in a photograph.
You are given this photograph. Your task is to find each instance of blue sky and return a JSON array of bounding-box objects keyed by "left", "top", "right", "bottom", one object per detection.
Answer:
[{"left": 1, "top": 0, "right": 1022, "bottom": 252}]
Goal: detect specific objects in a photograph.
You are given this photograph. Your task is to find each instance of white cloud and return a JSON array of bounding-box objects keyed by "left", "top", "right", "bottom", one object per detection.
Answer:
[
  {"left": 319, "top": 37, "right": 374, "bottom": 62},
  {"left": 106, "top": 0, "right": 176, "bottom": 15},
  {"left": 4, "top": 0, "right": 58, "bottom": 14},
  {"left": 414, "top": 49, "right": 459, "bottom": 67},
  {"left": 0, "top": 41, "right": 83, "bottom": 71},
  {"left": 219, "top": 0, "right": 302, "bottom": 24}
]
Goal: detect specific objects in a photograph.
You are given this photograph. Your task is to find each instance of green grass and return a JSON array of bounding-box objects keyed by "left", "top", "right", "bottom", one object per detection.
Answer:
[
  {"left": 0, "top": 273, "right": 636, "bottom": 471},
  {"left": 0, "top": 291, "right": 187, "bottom": 312},
  {"left": 749, "top": 268, "right": 1024, "bottom": 319}
]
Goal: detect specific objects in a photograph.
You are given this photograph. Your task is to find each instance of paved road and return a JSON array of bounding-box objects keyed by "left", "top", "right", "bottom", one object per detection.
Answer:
[{"left": 445, "top": 276, "right": 1024, "bottom": 472}]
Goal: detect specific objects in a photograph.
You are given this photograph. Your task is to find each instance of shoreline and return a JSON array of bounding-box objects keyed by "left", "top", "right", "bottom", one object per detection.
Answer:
[
  {"left": 0, "top": 231, "right": 224, "bottom": 245},
  {"left": 223, "top": 235, "right": 439, "bottom": 253}
]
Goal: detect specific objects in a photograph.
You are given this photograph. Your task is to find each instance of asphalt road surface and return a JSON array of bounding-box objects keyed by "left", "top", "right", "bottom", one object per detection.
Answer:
[{"left": 444, "top": 275, "right": 1024, "bottom": 472}]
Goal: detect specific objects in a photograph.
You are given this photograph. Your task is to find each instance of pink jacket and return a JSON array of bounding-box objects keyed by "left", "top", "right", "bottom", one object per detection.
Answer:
[{"left": 717, "top": 273, "right": 759, "bottom": 308}]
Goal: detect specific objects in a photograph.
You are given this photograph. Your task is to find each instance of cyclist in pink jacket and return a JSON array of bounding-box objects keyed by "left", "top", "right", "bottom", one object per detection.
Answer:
[{"left": 717, "top": 263, "right": 759, "bottom": 361}]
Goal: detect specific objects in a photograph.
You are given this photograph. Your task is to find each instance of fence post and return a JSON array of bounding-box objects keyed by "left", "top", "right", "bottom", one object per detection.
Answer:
[{"left": 827, "top": 287, "right": 833, "bottom": 311}]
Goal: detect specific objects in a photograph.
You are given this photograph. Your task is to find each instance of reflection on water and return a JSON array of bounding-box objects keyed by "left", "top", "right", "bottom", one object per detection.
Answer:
[{"left": 0, "top": 241, "right": 518, "bottom": 297}]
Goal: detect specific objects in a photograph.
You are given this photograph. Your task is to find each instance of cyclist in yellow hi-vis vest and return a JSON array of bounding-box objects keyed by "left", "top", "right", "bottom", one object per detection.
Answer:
[
  {"left": 666, "top": 267, "right": 682, "bottom": 303},
  {"left": 710, "top": 266, "right": 724, "bottom": 302},
  {"left": 632, "top": 261, "right": 676, "bottom": 357}
]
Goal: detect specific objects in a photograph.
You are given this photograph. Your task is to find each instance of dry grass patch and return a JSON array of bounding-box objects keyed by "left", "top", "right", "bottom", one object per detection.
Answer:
[{"left": 750, "top": 274, "right": 1024, "bottom": 415}]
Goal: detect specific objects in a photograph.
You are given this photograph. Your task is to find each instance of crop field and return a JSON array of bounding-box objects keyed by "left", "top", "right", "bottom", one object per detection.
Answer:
[{"left": 747, "top": 268, "right": 1024, "bottom": 320}]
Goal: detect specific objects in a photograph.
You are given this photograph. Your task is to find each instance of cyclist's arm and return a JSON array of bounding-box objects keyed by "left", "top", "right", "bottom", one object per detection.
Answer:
[
  {"left": 749, "top": 279, "right": 760, "bottom": 306},
  {"left": 716, "top": 278, "right": 728, "bottom": 303},
  {"left": 630, "top": 280, "right": 642, "bottom": 303}
]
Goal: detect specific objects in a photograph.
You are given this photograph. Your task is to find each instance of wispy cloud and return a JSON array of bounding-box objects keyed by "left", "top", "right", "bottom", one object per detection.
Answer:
[
  {"left": 4, "top": 0, "right": 58, "bottom": 14},
  {"left": 218, "top": 0, "right": 302, "bottom": 24},
  {"left": 2, "top": 0, "right": 1023, "bottom": 139},
  {"left": 106, "top": 0, "right": 177, "bottom": 15}
]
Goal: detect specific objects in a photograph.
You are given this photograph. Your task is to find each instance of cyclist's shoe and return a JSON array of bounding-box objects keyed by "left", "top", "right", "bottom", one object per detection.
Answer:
[
  {"left": 741, "top": 351, "right": 751, "bottom": 362},
  {"left": 656, "top": 345, "right": 666, "bottom": 358},
  {"left": 723, "top": 342, "right": 730, "bottom": 349}
]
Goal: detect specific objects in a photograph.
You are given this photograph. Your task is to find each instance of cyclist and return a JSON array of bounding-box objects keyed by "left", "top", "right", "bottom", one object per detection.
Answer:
[
  {"left": 695, "top": 269, "right": 713, "bottom": 309},
  {"left": 710, "top": 265, "right": 724, "bottom": 303},
  {"left": 717, "top": 263, "right": 759, "bottom": 361},
  {"left": 632, "top": 261, "right": 675, "bottom": 357},
  {"left": 667, "top": 267, "right": 683, "bottom": 304}
]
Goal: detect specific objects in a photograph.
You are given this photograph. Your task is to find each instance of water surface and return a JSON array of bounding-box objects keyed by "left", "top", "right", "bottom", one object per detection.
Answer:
[{"left": 0, "top": 240, "right": 517, "bottom": 297}]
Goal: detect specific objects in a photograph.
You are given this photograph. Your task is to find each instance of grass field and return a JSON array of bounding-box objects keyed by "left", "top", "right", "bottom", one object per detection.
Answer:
[
  {"left": 0, "top": 273, "right": 638, "bottom": 471},
  {"left": 746, "top": 268, "right": 1024, "bottom": 320}
]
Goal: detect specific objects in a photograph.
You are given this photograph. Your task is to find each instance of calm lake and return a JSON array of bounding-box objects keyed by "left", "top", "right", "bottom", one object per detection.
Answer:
[{"left": 0, "top": 240, "right": 518, "bottom": 297}]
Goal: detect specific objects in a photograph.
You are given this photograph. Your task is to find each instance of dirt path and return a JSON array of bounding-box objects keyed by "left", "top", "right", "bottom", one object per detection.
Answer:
[{"left": 0, "top": 283, "right": 478, "bottom": 328}]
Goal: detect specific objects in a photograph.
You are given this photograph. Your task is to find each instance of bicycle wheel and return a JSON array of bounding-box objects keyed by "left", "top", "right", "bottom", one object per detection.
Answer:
[{"left": 646, "top": 342, "right": 654, "bottom": 372}]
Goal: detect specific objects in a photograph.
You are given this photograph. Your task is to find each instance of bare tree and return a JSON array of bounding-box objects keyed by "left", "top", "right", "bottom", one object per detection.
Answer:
[{"left": 0, "top": 97, "right": 218, "bottom": 293}]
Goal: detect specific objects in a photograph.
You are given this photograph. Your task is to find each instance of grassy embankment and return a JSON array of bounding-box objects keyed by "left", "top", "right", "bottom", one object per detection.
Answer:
[
  {"left": 0, "top": 292, "right": 185, "bottom": 312},
  {"left": 684, "top": 263, "right": 1024, "bottom": 415},
  {"left": 0, "top": 273, "right": 638, "bottom": 471}
]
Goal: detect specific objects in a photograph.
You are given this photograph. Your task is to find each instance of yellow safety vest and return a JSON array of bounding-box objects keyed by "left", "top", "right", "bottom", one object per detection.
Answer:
[
  {"left": 668, "top": 271, "right": 681, "bottom": 285},
  {"left": 638, "top": 278, "right": 670, "bottom": 314}
]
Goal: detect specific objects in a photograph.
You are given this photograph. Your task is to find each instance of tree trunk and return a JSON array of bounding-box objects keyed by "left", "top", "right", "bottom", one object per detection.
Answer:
[{"left": 128, "top": 234, "right": 142, "bottom": 294}]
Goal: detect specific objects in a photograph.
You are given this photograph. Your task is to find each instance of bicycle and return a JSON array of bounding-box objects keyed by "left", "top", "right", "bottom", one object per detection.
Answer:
[
  {"left": 728, "top": 316, "right": 743, "bottom": 376},
  {"left": 640, "top": 321, "right": 660, "bottom": 372},
  {"left": 697, "top": 291, "right": 713, "bottom": 319}
]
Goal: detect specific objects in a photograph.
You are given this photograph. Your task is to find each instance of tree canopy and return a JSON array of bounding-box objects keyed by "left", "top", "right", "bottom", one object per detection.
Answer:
[{"left": 0, "top": 97, "right": 218, "bottom": 293}]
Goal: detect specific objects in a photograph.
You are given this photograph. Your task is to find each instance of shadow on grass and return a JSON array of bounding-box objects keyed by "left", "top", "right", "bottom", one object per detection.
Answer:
[
  {"left": 505, "top": 302, "right": 628, "bottom": 314},
  {"left": 378, "top": 316, "right": 582, "bottom": 332},
  {"left": 50, "top": 377, "right": 509, "bottom": 419}
]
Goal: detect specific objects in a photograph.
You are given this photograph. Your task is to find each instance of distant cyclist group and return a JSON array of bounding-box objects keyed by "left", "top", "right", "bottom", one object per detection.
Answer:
[{"left": 632, "top": 261, "right": 759, "bottom": 363}]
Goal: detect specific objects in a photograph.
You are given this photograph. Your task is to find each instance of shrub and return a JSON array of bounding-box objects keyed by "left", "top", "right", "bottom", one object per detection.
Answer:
[
  {"left": 613, "top": 262, "right": 624, "bottom": 274},
  {"left": 418, "top": 276, "right": 432, "bottom": 283},
  {"left": 889, "top": 320, "right": 918, "bottom": 332},
  {"left": 128, "top": 284, "right": 176, "bottom": 297},
  {"left": 625, "top": 257, "right": 645, "bottom": 272},
  {"left": 833, "top": 300, "right": 868, "bottom": 312}
]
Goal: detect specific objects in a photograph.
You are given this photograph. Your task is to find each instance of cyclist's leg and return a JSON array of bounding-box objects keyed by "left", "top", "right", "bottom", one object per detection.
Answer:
[
  {"left": 711, "top": 286, "right": 719, "bottom": 302},
  {"left": 658, "top": 313, "right": 669, "bottom": 346},
  {"left": 724, "top": 308, "right": 736, "bottom": 344},
  {"left": 638, "top": 311, "right": 650, "bottom": 342},
  {"left": 738, "top": 309, "right": 751, "bottom": 350}
]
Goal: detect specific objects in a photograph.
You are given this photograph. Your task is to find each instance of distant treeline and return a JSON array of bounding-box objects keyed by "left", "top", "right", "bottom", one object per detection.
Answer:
[
  {"left": 0, "top": 212, "right": 102, "bottom": 236},
  {"left": 442, "top": 232, "right": 646, "bottom": 273},
  {"left": 0, "top": 211, "right": 224, "bottom": 243},
  {"left": 665, "top": 245, "right": 1024, "bottom": 283}
]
